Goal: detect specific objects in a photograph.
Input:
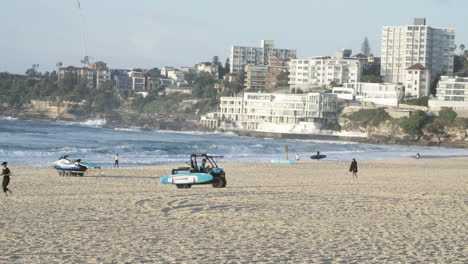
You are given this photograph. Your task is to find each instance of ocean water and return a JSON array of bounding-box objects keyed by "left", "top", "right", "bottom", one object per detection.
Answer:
[{"left": 1, "top": 118, "right": 468, "bottom": 167}]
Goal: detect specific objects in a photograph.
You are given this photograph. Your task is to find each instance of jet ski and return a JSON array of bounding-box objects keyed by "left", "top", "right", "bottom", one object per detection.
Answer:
[{"left": 52, "top": 156, "right": 96, "bottom": 176}]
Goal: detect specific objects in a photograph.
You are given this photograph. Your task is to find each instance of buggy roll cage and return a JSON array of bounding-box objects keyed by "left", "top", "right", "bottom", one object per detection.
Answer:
[{"left": 189, "top": 153, "right": 224, "bottom": 171}]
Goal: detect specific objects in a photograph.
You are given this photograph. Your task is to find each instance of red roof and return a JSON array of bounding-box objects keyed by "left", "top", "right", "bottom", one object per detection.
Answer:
[{"left": 406, "top": 63, "right": 427, "bottom": 70}]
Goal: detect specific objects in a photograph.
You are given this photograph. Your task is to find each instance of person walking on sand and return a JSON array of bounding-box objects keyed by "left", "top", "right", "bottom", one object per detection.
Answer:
[
  {"left": 349, "top": 158, "right": 358, "bottom": 180},
  {"left": 114, "top": 154, "right": 119, "bottom": 168},
  {"left": 295, "top": 153, "right": 300, "bottom": 162},
  {"left": 2, "top": 161, "right": 12, "bottom": 196}
]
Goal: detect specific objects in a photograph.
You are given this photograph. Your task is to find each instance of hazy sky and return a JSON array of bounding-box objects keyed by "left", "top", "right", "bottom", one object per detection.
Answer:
[{"left": 1, "top": 0, "right": 466, "bottom": 74}]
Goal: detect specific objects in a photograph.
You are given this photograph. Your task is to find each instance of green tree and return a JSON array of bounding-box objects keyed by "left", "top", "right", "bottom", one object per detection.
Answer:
[
  {"left": 361, "top": 75, "right": 383, "bottom": 83},
  {"left": 193, "top": 72, "right": 216, "bottom": 99},
  {"left": 361, "top": 37, "right": 371, "bottom": 56},
  {"left": 223, "top": 58, "right": 230, "bottom": 77},
  {"left": 398, "top": 110, "right": 433, "bottom": 138},
  {"left": 430, "top": 75, "right": 441, "bottom": 96}
]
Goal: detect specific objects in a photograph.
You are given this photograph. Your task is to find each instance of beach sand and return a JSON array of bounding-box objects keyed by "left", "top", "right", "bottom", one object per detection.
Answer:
[{"left": 0, "top": 158, "right": 466, "bottom": 263}]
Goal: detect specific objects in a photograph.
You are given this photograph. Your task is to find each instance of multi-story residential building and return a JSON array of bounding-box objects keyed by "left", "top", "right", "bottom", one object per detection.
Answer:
[
  {"left": 381, "top": 18, "right": 455, "bottom": 84},
  {"left": 403, "top": 63, "right": 430, "bottom": 97},
  {"left": 267, "top": 57, "right": 289, "bottom": 89},
  {"left": 244, "top": 65, "right": 268, "bottom": 90},
  {"left": 161, "top": 66, "right": 175, "bottom": 78},
  {"left": 95, "top": 69, "right": 111, "bottom": 89},
  {"left": 128, "top": 70, "right": 145, "bottom": 92},
  {"left": 340, "top": 82, "right": 404, "bottom": 106},
  {"left": 244, "top": 57, "right": 290, "bottom": 90},
  {"left": 58, "top": 66, "right": 94, "bottom": 89},
  {"left": 429, "top": 76, "right": 468, "bottom": 109},
  {"left": 89, "top": 61, "right": 111, "bottom": 89},
  {"left": 230, "top": 40, "right": 296, "bottom": 73},
  {"left": 201, "top": 92, "right": 338, "bottom": 131},
  {"left": 289, "top": 50, "right": 364, "bottom": 92},
  {"left": 111, "top": 69, "right": 132, "bottom": 90}
]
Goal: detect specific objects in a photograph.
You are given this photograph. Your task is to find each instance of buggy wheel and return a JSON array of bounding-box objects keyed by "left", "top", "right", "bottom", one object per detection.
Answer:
[{"left": 212, "top": 177, "right": 226, "bottom": 188}]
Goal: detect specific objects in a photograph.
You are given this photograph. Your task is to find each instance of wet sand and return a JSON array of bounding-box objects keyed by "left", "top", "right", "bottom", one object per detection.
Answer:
[{"left": 0, "top": 158, "right": 466, "bottom": 263}]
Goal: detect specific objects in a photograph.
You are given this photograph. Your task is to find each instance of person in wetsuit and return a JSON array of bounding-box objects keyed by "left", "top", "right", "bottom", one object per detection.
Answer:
[{"left": 2, "top": 161, "right": 12, "bottom": 196}]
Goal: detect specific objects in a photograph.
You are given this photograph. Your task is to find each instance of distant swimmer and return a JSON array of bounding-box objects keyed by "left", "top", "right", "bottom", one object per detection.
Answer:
[
  {"left": 2, "top": 161, "right": 12, "bottom": 196},
  {"left": 349, "top": 158, "right": 358, "bottom": 180}
]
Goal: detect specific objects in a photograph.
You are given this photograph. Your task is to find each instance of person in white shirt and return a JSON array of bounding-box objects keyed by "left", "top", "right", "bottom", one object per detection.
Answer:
[{"left": 114, "top": 154, "right": 119, "bottom": 168}]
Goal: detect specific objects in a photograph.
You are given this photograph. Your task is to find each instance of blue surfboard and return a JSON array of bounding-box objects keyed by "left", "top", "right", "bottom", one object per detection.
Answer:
[
  {"left": 81, "top": 162, "right": 101, "bottom": 169},
  {"left": 160, "top": 173, "right": 213, "bottom": 184},
  {"left": 310, "top": 155, "right": 327, "bottom": 160},
  {"left": 271, "top": 159, "right": 296, "bottom": 164}
]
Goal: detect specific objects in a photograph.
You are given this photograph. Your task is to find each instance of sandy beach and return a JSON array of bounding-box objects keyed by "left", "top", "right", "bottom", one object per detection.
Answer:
[{"left": 0, "top": 158, "right": 466, "bottom": 263}]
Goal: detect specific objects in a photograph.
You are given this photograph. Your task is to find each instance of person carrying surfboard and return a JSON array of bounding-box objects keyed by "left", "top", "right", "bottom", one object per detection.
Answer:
[
  {"left": 316, "top": 151, "right": 320, "bottom": 161},
  {"left": 349, "top": 158, "right": 358, "bottom": 180}
]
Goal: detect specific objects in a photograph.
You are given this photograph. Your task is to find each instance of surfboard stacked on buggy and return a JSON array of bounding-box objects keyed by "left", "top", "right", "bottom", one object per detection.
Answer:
[{"left": 160, "top": 153, "right": 226, "bottom": 189}]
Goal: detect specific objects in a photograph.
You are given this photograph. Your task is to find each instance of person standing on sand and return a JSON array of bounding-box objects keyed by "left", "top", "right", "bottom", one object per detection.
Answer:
[
  {"left": 2, "top": 161, "right": 12, "bottom": 196},
  {"left": 295, "top": 153, "right": 300, "bottom": 162},
  {"left": 114, "top": 154, "right": 119, "bottom": 168},
  {"left": 349, "top": 158, "right": 358, "bottom": 180}
]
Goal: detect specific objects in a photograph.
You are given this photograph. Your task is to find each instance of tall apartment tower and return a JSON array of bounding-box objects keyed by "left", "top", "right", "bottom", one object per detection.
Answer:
[
  {"left": 381, "top": 18, "right": 455, "bottom": 85},
  {"left": 229, "top": 40, "right": 296, "bottom": 73}
]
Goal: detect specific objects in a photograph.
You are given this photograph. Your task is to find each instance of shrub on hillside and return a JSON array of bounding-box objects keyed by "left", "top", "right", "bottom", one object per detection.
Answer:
[
  {"left": 345, "top": 108, "right": 391, "bottom": 127},
  {"left": 438, "top": 108, "right": 457, "bottom": 120},
  {"left": 397, "top": 110, "right": 433, "bottom": 137}
]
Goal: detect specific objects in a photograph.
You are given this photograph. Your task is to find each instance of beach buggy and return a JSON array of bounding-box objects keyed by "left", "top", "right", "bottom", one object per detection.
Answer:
[{"left": 160, "top": 153, "right": 226, "bottom": 189}]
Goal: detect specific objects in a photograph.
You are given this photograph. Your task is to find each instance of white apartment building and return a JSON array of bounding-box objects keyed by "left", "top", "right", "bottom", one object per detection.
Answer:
[
  {"left": 201, "top": 92, "right": 338, "bottom": 131},
  {"left": 230, "top": 40, "right": 296, "bottom": 73},
  {"left": 404, "top": 63, "right": 430, "bottom": 97},
  {"left": 340, "top": 82, "right": 404, "bottom": 106},
  {"left": 289, "top": 51, "right": 364, "bottom": 92},
  {"left": 429, "top": 76, "right": 468, "bottom": 109},
  {"left": 128, "top": 70, "right": 145, "bottom": 92},
  {"left": 381, "top": 18, "right": 455, "bottom": 84}
]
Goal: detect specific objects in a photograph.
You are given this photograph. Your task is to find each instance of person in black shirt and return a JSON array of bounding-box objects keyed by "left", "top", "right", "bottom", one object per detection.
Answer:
[
  {"left": 2, "top": 161, "right": 12, "bottom": 196},
  {"left": 349, "top": 158, "right": 358, "bottom": 180}
]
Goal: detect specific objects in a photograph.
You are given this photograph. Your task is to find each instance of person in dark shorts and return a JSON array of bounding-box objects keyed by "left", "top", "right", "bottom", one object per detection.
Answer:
[
  {"left": 349, "top": 158, "right": 358, "bottom": 180},
  {"left": 114, "top": 154, "right": 119, "bottom": 168},
  {"left": 2, "top": 161, "right": 12, "bottom": 196}
]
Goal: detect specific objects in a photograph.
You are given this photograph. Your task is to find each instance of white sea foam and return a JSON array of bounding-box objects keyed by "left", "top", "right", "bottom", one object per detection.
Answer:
[
  {"left": 80, "top": 119, "right": 107, "bottom": 127},
  {"left": 1, "top": 116, "right": 18, "bottom": 120}
]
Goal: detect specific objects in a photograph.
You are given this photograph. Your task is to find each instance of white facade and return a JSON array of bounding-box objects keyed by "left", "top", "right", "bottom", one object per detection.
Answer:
[
  {"left": 230, "top": 40, "right": 296, "bottom": 73},
  {"left": 128, "top": 71, "right": 145, "bottom": 92},
  {"left": 204, "top": 92, "right": 338, "bottom": 131},
  {"left": 429, "top": 76, "right": 468, "bottom": 109},
  {"left": 289, "top": 53, "right": 364, "bottom": 92},
  {"left": 342, "top": 82, "right": 403, "bottom": 106},
  {"left": 403, "top": 64, "right": 431, "bottom": 97},
  {"left": 381, "top": 18, "right": 455, "bottom": 84}
]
